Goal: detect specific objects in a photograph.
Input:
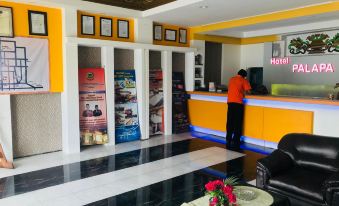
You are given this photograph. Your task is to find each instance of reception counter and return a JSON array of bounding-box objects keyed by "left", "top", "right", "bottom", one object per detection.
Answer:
[{"left": 187, "top": 91, "right": 339, "bottom": 148}]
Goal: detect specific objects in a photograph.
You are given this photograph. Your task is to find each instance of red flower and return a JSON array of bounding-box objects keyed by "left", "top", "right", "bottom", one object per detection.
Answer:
[
  {"left": 228, "top": 193, "right": 237, "bottom": 203},
  {"left": 223, "top": 185, "right": 234, "bottom": 195},
  {"left": 210, "top": 197, "right": 219, "bottom": 206},
  {"left": 214, "top": 180, "right": 224, "bottom": 189},
  {"left": 205, "top": 181, "right": 216, "bottom": 191}
]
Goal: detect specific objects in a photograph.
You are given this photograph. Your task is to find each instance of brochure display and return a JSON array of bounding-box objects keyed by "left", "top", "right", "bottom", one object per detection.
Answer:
[
  {"left": 149, "top": 70, "right": 164, "bottom": 136},
  {"left": 172, "top": 72, "right": 189, "bottom": 133},
  {"left": 79, "top": 68, "right": 108, "bottom": 145},
  {"left": 0, "top": 37, "right": 49, "bottom": 93},
  {"left": 114, "top": 70, "right": 141, "bottom": 143}
]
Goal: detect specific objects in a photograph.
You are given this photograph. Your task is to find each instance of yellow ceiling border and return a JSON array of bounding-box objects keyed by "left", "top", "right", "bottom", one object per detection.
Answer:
[
  {"left": 190, "top": 2, "right": 339, "bottom": 36},
  {"left": 193, "top": 34, "right": 280, "bottom": 45}
]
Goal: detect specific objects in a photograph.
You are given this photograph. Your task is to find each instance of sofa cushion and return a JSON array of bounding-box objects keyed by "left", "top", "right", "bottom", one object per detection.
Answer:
[{"left": 269, "top": 166, "right": 331, "bottom": 202}]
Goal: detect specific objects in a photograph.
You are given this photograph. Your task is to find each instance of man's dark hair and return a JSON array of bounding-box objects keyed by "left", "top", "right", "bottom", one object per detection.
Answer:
[{"left": 238, "top": 69, "right": 247, "bottom": 77}]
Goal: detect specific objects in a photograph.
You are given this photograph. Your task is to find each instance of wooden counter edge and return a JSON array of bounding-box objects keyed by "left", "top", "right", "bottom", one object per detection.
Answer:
[{"left": 187, "top": 91, "right": 339, "bottom": 106}]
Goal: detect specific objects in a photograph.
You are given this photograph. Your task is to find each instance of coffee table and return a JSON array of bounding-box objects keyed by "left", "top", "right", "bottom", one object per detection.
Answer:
[{"left": 181, "top": 185, "right": 290, "bottom": 206}]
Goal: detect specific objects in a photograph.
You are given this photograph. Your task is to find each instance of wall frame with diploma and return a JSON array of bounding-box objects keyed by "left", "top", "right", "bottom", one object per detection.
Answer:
[
  {"left": 165, "top": 29, "right": 177, "bottom": 41},
  {"left": 179, "top": 28, "right": 187, "bottom": 44},
  {"left": 100, "top": 17, "right": 112, "bottom": 37},
  {"left": 28, "top": 10, "right": 48, "bottom": 36},
  {"left": 117, "top": 19, "right": 129, "bottom": 38},
  {"left": 153, "top": 25, "right": 162, "bottom": 41},
  {"left": 0, "top": 6, "right": 14, "bottom": 37},
  {"left": 81, "top": 14, "right": 95, "bottom": 35}
]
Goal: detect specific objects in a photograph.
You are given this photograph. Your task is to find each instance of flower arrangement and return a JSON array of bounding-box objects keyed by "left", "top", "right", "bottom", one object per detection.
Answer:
[{"left": 205, "top": 177, "right": 238, "bottom": 206}]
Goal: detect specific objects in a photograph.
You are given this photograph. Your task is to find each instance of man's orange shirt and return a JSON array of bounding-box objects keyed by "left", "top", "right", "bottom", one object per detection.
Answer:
[{"left": 227, "top": 75, "right": 252, "bottom": 104}]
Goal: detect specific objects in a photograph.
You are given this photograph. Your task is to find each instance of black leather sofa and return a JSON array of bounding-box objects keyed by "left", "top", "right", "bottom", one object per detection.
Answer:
[{"left": 257, "top": 133, "right": 339, "bottom": 206}]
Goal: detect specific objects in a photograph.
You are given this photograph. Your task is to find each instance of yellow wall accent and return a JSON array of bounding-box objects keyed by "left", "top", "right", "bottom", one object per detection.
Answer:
[
  {"left": 243, "top": 106, "right": 264, "bottom": 139},
  {"left": 153, "top": 23, "right": 190, "bottom": 47},
  {"left": 77, "top": 11, "right": 135, "bottom": 43},
  {"left": 263, "top": 108, "right": 313, "bottom": 143},
  {"left": 188, "top": 99, "right": 227, "bottom": 132},
  {"left": 1, "top": 1, "right": 63, "bottom": 92},
  {"left": 188, "top": 99, "right": 314, "bottom": 142},
  {"left": 190, "top": 2, "right": 339, "bottom": 36},
  {"left": 193, "top": 34, "right": 241, "bottom": 45},
  {"left": 193, "top": 34, "right": 279, "bottom": 45}
]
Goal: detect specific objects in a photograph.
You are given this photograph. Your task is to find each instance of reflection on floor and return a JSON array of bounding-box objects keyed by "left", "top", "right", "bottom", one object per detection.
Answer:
[{"left": 0, "top": 133, "right": 273, "bottom": 206}]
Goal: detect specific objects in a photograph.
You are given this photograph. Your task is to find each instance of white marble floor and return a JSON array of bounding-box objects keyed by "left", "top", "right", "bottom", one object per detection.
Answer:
[
  {"left": 0, "top": 147, "right": 244, "bottom": 206},
  {"left": 0, "top": 134, "right": 193, "bottom": 178}
]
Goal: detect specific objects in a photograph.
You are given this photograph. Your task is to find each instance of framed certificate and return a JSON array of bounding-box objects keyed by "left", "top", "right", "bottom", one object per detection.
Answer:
[
  {"left": 179, "top": 28, "right": 187, "bottom": 44},
  {"left": 165, "top": 29, "right": 177, "bottom": 41},
  {"left": 153, "top": 25, "right": 162, "bottom": 41},
  {"left": 81, "top": 15, "right": 95, "bottom": 35},
  {"left": 100, "top": 17, "right": 112, "bottom": 37},
  {"left": 0, "top": 6, "right": 14, "bottom": 37},
  {"left": 117, "top": 19, "right": 129, "bottom": 38},
  {"left": 28, "top": 10, "right": 48, "bottom": 36}
]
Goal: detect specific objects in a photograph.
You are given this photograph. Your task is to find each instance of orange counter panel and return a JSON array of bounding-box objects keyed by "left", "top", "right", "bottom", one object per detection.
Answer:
[
  {"left": 263, "top": 108, "right": 313, "bottom": 143},
  {"left": 243, "top": 106, "right": 264, "bottom": 139},
  {"left": 188, "top": 99, "right": 227, "bottom": 132}
]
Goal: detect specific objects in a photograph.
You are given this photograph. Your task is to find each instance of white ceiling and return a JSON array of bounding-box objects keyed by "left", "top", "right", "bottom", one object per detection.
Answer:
[
  {"left": 205, "top": 11, "right": 339, "bottom": 38},
  {"left": 144, "top": 0, "right": 333, "bottom": 27}
]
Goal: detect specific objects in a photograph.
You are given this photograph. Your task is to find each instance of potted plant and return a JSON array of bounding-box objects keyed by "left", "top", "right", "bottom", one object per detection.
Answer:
[{"left": 205, "top": 177, "right": 238, "bottom": 206}]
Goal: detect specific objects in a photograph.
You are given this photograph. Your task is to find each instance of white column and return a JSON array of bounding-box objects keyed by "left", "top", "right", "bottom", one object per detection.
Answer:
[
  {"left": 0, "top": 95, "right": 13, "bottom": 161},
  {"left": 102, "top": 46, "right": 116, "bottom": 145},
  {"left": 61, "top": 42, "right": 80, "bottom": 153},
  {"left": 185, "top": 52, "right": 195, "bottom": 91},
  {"left": 135, "top": 49, "right": 149, "bottom": 140},
  {"left": 162, "top": 51, "right": 172, "bottom": 135},
  {"left": 134, "top": 18, "right": 153, "bottom": 44}
]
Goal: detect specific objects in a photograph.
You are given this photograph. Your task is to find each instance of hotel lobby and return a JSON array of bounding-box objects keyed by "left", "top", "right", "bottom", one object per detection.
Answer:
[{"left": 0, "top": 0, "right": 339, "bottom": 205}]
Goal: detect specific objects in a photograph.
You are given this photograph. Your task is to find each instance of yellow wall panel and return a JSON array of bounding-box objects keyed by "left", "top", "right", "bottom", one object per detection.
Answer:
[
  {"left": 188, "top": 100, "right": 227, "bottom": 132},
  {"left": 1, "top": 1, "right": 63, "bottom": 92},
  {"left": 243, "top": 106, "right": 264, "bottom": 139},
  {"left": 263, "top": 108, "right": 313, "bottom": 143}
]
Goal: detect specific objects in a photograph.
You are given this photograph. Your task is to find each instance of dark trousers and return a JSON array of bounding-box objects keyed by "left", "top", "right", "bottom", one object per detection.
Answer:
[{"left": 226, "top": 103, "right": 244, "bottom": 147}]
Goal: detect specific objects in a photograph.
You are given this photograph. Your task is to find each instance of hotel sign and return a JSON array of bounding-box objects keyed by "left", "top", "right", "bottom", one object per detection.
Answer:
[{"left": 271, "top": 57, "right": 335, "bottom": 73}]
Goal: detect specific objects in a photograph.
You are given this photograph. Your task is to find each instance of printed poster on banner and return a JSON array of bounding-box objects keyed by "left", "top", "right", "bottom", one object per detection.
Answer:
[
  {"left": 114, "top": 70, "right": 141, "bottom": 144},
  {"left": 79, "top": 68, "right": 108, "bottom": 146},
  {"left": 0, "top": 37, "right": 49, "bottom": 93}
]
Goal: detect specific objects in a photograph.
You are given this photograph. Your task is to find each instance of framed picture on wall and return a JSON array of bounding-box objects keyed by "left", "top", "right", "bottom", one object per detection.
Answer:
[
  {"left": 117, "top": 19, "right": 129, "bottom": 38},
  {"left": 153, "top": 25, "right": 162, "bottom": 41},
  {"left": 0, "top": 6, "right": 14, "bottom": 37},
  {"left": 81, "top": 15, "right": 95, "bottom": 35},
  {"left": 100, "top": 17, "right": 112, "bottom": 37},
  {"left": 165, "top": 29, "right": 177, "bottom": 41},
  {"left": 179, "top": 28, "right": 187, "bottom": 44},
  {"left": 28, "top": 10, "right": 48, "bottom": 36},
  {"left": 272, "top": 40, "right": 285, "bottom": 58}
]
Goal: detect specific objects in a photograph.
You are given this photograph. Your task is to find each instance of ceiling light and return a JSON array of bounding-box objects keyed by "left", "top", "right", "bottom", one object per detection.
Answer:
[{"left": 199, "top": 5, "right": 208, "bottom": 9}]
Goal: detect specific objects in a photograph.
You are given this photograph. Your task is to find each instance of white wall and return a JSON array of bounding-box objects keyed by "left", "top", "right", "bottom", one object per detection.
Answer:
[
  {"left": 221, "top": 44, "right": 240, "bottom": 85},
  {"left": 240, "top": 43, "right": 264, "bottom": 70}
]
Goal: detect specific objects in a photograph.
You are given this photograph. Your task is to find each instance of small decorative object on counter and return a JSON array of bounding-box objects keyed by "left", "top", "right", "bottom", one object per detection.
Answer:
[{"left": 205, "top": 177, "right": 238, "bottom": 206}]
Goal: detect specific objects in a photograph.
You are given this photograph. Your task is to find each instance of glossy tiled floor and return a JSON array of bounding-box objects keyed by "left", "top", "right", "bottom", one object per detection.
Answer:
[{"left": 0, "top": 133, "right": 270, "bottom": 206}]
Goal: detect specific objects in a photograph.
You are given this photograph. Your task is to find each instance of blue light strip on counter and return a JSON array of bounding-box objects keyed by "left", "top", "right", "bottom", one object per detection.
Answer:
[{"left": 190, "top": 125, "right": 277, "bottom": 155}]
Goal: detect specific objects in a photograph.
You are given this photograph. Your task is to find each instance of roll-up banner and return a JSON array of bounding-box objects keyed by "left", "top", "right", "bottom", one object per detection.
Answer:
[
  {"left": 79, "top": 68, "right": 108, "bottom": 146},
  {"left": 114, "top": 70, "right": 141, "bottom": 144}
]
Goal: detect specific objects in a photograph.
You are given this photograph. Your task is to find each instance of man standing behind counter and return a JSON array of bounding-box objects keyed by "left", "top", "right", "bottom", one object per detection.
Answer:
[{"left": 226, "top": 69, "right": 251, "bottom": 150}]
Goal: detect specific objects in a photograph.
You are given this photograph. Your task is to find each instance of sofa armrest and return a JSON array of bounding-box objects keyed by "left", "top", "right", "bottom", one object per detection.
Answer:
[
  {"left": 323, "top": 173, "right": 339, "bottom": 205},
  {"left": 256, "top": 150, "right": 294, "bottom": 189}
]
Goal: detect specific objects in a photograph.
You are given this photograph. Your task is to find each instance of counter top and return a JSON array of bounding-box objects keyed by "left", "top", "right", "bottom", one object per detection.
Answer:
[{"left": 187, "top": 91, "right": 339, "bottom": 106}]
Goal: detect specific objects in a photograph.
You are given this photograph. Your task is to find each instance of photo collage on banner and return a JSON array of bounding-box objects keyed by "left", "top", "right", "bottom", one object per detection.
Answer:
[
  {"left": 0, "top": 37, "right": 49, "bottom": 93},
  {"left": 149, "top": 70, "right": 164, "bottom": 136},
  {"left": 79, "top": 68, "right": 108, "bottom": 146},
  {"left": 114, "top": 70, "right": 141, "bottom": 143}
]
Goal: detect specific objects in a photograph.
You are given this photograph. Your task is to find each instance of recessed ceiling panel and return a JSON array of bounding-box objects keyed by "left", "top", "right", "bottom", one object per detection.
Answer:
[{"left": 83, "top": 0, "right": 175, "bottom": 11}]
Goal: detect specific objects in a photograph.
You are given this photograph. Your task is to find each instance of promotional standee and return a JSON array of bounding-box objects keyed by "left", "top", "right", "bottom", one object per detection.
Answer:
[
  {"left": 149, "top": 70, "right": 164, "bottom": 136},
  {"left": 79, "top": 68, "right": 108, "bottom": 145},
  {"left": 114, "top": 70, "right": 141, "bottom": 143}
]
